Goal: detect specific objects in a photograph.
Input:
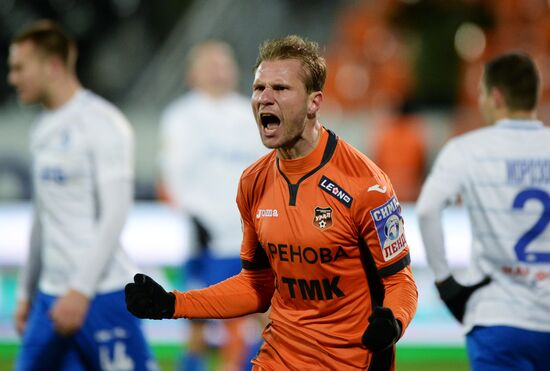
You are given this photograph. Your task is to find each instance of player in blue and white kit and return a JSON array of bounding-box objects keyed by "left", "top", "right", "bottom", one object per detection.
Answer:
[
  {"left": 417, "top": 52, "right": 550, "bottom": 370},
  {"left": 8, "top": 20, "right": 156, "bottom": 370},
  {"left": 158, "top": 40, "right": 267, "bottom": 371}
]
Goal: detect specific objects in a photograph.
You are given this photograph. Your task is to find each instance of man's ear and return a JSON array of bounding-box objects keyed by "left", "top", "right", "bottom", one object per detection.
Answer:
[
  {"left": 491, "top": 87, "right": 506, "bottom": 109},
  {"left": 307, "top": 91, "right": 323, "bottom": 119},
  {"left": 45, "top": 55, "right": 64, "bottom": 78}
]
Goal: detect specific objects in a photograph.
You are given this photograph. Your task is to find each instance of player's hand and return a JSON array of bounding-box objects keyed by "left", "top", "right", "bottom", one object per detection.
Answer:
[
  {"left": 49, "top": 289, "right": 90, "bottom": 336},
  {"left": 362, "top": 307, "right": 402, "bottom": 352},
  {"left": 435, "top": 275, "right": 491, "bottom": 323},
  {"left": 14, "top": 299, "right": 31, "bottom": 336},
  {"left": 125, "top": 273, "right": 175, "bottom": 320}
]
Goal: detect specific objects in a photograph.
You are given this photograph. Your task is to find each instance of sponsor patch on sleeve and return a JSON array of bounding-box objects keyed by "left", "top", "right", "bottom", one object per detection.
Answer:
[{"left": 370, "top": 196, "right": 408, "bottom": 261}]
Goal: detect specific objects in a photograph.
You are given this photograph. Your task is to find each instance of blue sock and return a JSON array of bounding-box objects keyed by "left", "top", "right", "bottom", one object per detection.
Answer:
[
  {"left": 244, "top": 340, "right": 263, "bottom": 371},
  {"left": 180, "top": 352, "right": 205, "bottom": 371}
]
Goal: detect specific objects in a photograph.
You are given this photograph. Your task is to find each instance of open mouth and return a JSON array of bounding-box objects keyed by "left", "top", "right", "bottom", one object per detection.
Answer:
[{"left": 260, "top": 113, "right": 281, "bottom": 130}]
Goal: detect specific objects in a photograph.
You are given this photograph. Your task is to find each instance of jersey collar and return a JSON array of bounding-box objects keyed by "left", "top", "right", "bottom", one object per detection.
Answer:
[
  {"left": 278, "top": 127, "right": 329, "bottom": 176},
  {"left": 276, "top": 128, "right": 338, "bottom": 206},
  {"left": 495, "top": 118, "right": 544, "bottom": 130}
]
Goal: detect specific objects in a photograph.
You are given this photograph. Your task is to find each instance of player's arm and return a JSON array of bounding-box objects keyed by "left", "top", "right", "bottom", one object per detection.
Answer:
[
  {"left": 158, "top": 108, "right": 200, "bottom": 209},
  {"left": 70, "top": 177, "right": 132, "bottom": 295},
  {"left": 355, "top": 179, "right": 418, "bottom": 351},
  {"left": 172, "top": 266, "right": 273, "bottom": 319},
  {"left": 415, "top": 141, "right": 465, "bottom": 281},
  {"left": 127, "top": 247, "right": 273, "bottom": 320},
  {"left": 51, "top": 114, "right": 134, "bottom": 335},
  {"left": 126, "top": 265, "right": 274, "bottom": 320},
  {"left": 380, "top": 265, "right": 417, "bottom": 336},
  {"left": 51, "top": 176, "right": 131, "bottom": 335},
  {"left": 14, "top": 209, "right": 42, "bottom": 335},
  {"left": 158, "top": 108, "right": 184, "bottom": 207},
  {"left": 17, "top": 209, "right": 42, "bottom": 301},
  {"left": 70, "top": 115, "right": 134, "bottom": 298},
  {"left": 126, "top": 173, "right": 275, "bottom": 320},
  {"left": 416, "top": 140, "right": 490, "bottom": 322},
  {"left": 158, "top": 107, "right": 213, "bottom": 248}
]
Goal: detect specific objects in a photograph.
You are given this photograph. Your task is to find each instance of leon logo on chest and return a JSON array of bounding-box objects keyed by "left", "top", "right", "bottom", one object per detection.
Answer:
[
  {"left": 313, "top": 207, "right": 333, "bottom": 230},
  {"left": 318, "top": 175, "right": 353, "bottom": 207}
]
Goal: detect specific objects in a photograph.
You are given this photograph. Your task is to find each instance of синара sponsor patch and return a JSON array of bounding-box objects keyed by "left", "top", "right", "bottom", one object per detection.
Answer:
[{"left": 370, "top": 196, "right": 407, "bottom": 261}]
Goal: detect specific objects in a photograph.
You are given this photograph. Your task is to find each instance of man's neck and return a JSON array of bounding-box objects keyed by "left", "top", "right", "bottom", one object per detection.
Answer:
[
  {"left": 505, "top": 110, "right": 537, "bottom": 121},
  {"left": 277, "top": 121, "right": 322, "bottom": 160},
  {"left": 43, "top": 76, "right": 81, "bottom": 110}
]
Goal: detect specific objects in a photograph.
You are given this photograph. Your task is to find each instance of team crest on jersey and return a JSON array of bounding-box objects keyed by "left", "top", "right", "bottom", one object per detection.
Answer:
[
  {"left": 313, "top": 207, "right": 333, "bottom": 230},
  {"left": 370, "top": 196, "right": 407, "bottom": 261}
]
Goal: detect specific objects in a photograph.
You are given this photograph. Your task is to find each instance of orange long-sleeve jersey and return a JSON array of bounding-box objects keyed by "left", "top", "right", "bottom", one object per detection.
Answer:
[{"left": 173, "top": 127, "right": 418, "bottom": 370}]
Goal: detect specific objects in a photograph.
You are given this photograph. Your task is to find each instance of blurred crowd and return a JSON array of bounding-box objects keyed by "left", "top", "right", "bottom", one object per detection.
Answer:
[
  {"left": 323, "top": 0, "right": 550, "bottom": 202},
  {"left": 1, "top": 0, "right": 550, "bottom": 204}
]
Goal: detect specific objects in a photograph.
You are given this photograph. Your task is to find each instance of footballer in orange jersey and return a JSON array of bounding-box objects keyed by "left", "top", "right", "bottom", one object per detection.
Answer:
[
  {"left": 125, "top": 35, "right": 417, "bottom": 371},
  {"left": 230, "top": 126, "right": 417, "bottom": 370}
]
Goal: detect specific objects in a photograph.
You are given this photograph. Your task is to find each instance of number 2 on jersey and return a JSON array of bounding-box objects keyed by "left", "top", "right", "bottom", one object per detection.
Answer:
[{"left": 512, "top": 188, "right": 550, "bottom": 263}]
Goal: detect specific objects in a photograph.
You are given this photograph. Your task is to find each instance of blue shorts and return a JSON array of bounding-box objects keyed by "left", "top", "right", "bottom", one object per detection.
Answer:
[
  {"left": 467, "top": 325, "right": 550, "bottom": 371},
  {"left": 16, "top": 290, "right": 157, "bottom": 371},
  {"left": 184, "top": 250, "right": 241, "bottom": 289}
]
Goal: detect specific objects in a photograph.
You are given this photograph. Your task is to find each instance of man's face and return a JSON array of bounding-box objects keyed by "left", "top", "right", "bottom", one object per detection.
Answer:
[
  {"left": 190, "top": 45, "right": 238, "bottom": 97},
  {"left": 251, "top": 59, "right": 313, "bottom": 150},
  {"left": 8, "top": 41, "right": 49, "bottom": 105}
]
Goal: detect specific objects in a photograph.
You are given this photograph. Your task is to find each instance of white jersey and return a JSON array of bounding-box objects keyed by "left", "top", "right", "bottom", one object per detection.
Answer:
[
  {"left": 29, "top": 89, "right": 136, "bottom": 297},
  {"left": 417, "top": 119, "right": 550, "bottom": 333},
  {"left": 159, "top": 91, "right": 266, "bottom": 258}
]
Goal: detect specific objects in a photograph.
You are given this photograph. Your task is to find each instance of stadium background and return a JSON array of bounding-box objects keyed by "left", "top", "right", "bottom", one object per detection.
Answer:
[{"left": 1, "top": 0, "right": 549, "bottom": 369}]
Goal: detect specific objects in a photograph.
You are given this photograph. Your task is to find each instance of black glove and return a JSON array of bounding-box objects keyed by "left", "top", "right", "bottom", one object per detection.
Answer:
[
  {"left": 435, "top": 275, "right": 491, "bottom": 323},
  {"left": 362, "top": 307, "right": 402, "bottom": 352},
  {"left": 190, "top": 215, "right": 211, "bottom": 251},
  {"left": 125, "top": 273, "right": 175, "bottom": 320}
]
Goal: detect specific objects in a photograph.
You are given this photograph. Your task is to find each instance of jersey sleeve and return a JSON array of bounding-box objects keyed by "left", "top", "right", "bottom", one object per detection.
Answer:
[
  {"left": 17, "top": 209, "right": 42, "bottom": 301},
  {"left": 158, "top": 106, "right": 202, "bottom": 210},
  {"left": 381, "top": 265, "right": 417, "bottom": 335},
  {"left": 355, "top": 178, "right": 411, "bottom": 275},
  {"left": 416, "top": 139, "right": 466, "bottom": 281},
  {"left": 172, "top": 268, "right": 274, "bottom": 319},
  {"left": 354, "top": 175, "right": 418, "bottom": 331},
  {"left": 70, "top": 177, "right": 132, "bottom": 297},
  {"left": 70, "top": 111, "right": 134, "bottom": 297},
  {"left": 89, "top": 111, "right": 134, "bottom": 184}
]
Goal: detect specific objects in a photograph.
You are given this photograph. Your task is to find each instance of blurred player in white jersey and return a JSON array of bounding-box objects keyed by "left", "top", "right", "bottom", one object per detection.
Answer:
[
  {"left": 158, "top": 41, "right": 266, "bottom": 371},
  {"left": 417, "top": 52, "right": 550, "bottom": 370},
  {"left": 8, "top": 20, "right": 156, "bottom": 370}
]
